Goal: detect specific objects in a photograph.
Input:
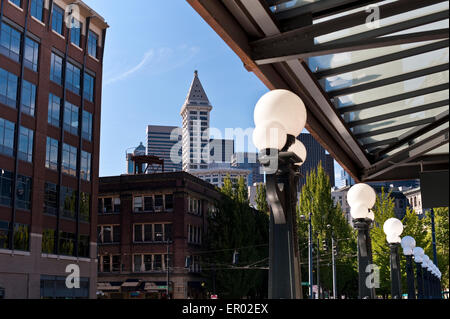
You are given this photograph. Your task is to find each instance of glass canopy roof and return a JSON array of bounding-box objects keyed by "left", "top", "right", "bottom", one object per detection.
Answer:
[
  {"left": 270, "top": 0, "right": 449, "bottom": 161},
  {"left": 189, "top": 0, "right": 449, "bottom": 181}
]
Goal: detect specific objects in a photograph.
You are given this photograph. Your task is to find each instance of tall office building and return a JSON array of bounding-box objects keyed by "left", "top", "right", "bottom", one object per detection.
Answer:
[
  {"left": 146, "top": 125, "right": 182, "bottom": 172},
  {"left": 126, "top": 142, "right": 146, "bottom": 174},
  {"left": 0, "top": 0, "right": 108, "bottom": 299},
  {"left": 298, "top": 133, "right": 335, "bottom": 189},
  {"left": 209, "top": 138, "right": 234, "bottom": 164},
  {"left": 231, "top": 152, "right": 264, "bottom": 186},
  {"left": 180, "top": 70, "right": 212, "bottom": 172}
]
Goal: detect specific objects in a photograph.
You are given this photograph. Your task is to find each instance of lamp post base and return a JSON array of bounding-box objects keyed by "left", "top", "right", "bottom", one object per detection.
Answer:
[{"left": 354, "top": 219, "right": 376, "bottom": 299}]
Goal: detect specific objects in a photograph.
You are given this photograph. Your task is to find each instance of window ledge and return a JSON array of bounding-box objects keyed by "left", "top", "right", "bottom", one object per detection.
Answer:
[
  {"left": 71, "top": 43, "right": 83, "bottom": 52},
  {"left": 41, "top": 254, "right": 91, "bottom": 262},
  {"left": 0, "top": 249, "right": 30, "bottom": 256},
  {"left": 8, "top": 1, "right": 23, "bottom": 11},
  {"left": 52, "top": 29, "right": 65, "bottom": 40},
  {"left": 31, "top": 15, "right": 45, "bottom": 27},
  {"left": 88, "top": 54, "right": 100, "bottom": 62}
]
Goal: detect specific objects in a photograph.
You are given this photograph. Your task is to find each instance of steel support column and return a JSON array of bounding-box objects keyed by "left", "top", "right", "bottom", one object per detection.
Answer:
[
  {"left": 389, "top": 243, "right": 402, "bottom": 299},
  {"left": 354, "top": 219, "right": 376, "bottom": 299},
  {"left": 405, "top": 255, "right": 416, "bottom": 299}
]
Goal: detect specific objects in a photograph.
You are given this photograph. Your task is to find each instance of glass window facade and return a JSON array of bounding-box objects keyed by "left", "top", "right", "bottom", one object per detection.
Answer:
[
  {"left": 0, "top": 67, "right": 18, "bottom": 108},
  {"left": 47, "top": 93, "right": 60, "bottom": 127},
  {"left": 0, "top": 118, "right": 14, "bottom": 157},
  {"left": 21, "top": 80, "right": 36, "bottom": 116},
  {"left": 65, "top": 62, "right": 81, "bottom": 95},
  {"left": 63, "top": 102, "right": 79, "bottom": 135},
  {"left": 78, "top": 234, "right": 89, "bottom": 257},
  {"left": 80, "top": 192, "right": 90, "bottom": 222},
  {"left": 59, "top": 232, "right": 76, "bottom": 256},
  {"left": 62, "top": 143, "right": 77, "bottom": 177},
  {"left": 13, "top": 223, "right": 29, "bottom": 251},
  {"left": 45, "top": 137, "right": 59, "bottom": 171},
  {"left": 18, "top": 126, "right": 33, "bottom": 163},
  {"left": 60, "top": 186, "right": 76, "bottom": 220},
  {"left": 87, "top": 30, "right": 98, "bottom": 58},
  {"left": 42, "top": 229, "right": 56, "bottom": 254},
  {"left": 50, "top": 52, "right": 63, "bottom": 85},
  {"left": 0, "top": 168, "right": 13, "bottom": 207},
  {"left": 70, "top": 19, "right": 82, "bottom": 47},
  {"left": 0, "top": 22, "right": 21, "bottom": 61},
  {"left": 84, "top": 73, "right": 94, "bottom": 102},
  {"left": 44, "top": 182, "right": 58, "bottom": 216},
  {"left": 24, "top": 37, "right": 39, "bottom": 72},
  {"left": 30, "top": 0, "right": 44, "bottom": 22},
  {"left": 80, "top": 151, "right": 91, "bottom": 181},
  {"left": 82, "top": 110, "right": 92, "bottom": 141},
  {"left": 40, "top": 275, "right": 89, "bottom": 299},
  {"left": 52, "top": 5, "right": 64, "bottom": 35},
  {"left": 15, "top": 175, "right": 32, "bottom": 210}
]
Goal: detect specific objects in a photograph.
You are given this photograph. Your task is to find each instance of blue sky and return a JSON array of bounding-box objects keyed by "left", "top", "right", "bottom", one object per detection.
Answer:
[{"left": 83, "top": 0, "right": 342, "bottom": 183}]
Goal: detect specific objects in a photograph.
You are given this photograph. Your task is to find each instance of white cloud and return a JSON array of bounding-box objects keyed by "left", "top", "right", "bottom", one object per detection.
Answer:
[{"left": 104, "top": 46, "right": 200, "bottom": 85}]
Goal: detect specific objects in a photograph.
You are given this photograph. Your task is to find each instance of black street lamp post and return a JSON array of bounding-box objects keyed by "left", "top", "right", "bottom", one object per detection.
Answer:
[
  {"left": 422, "top": 255, "right": 431, "bottom": 299},
  {"left": 401, "top": 236, "right": 416, "bottom": 299},
  {"left": 413, "top": 247, "right": 425, "bottom": 299},
  {"left": 253, "top": 89, "right": 308, "bottom": 299},
  {"left": 354, "top": 219, "right": 375, "bottom": 299},
  {"left": 388, "top": 243, "right": 402, "bottom": 299},
  {"left": 383, "top": 218, "right": 404, "bottom": 299},
  {"left": 347, "top": 184, "right": 377, "bottom": 300}
]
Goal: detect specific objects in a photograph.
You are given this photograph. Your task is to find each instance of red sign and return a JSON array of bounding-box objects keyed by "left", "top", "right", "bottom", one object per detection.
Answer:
[{"left": 211, "top": 295, "right": 218, "bottom": 299}]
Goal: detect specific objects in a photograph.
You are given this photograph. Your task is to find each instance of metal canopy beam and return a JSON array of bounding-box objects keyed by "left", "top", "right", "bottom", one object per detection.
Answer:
[
  {"left": 315, "top": 40, "right": 449, "bottom": 79},
  {"left": 186, "top": 0, "right": 366, "bottom": 181},
  {"left": 252, "top": 29, "right": 449, "bottom": 65},
  {"left": 362, "top": 155, "right": 449, "bottom": 182},
  {"left": 327, "top": 10, "right": 448, "bottom": 45},
  {"left": 328, "top": 63, "right": 449, "bottom": 98},
  {"left": 339, "top": 83, "right": 449, "bottom": 114},
  {"left": 374, "top": 110, "right": 450, "bottom": 158},
  {"left": 273, "top": 0, "right": 443, "bottom": 29},
  {"left": 355, "top": 118, "right": 438, "bottom": 139},
  {"left": 362, "top": 128, "right": 449, "bottom": 180},
  {"left": 363, "top": 138, "right": 398, "bottom": 149},
  {"left": 274, "top": 0, "right": 379, "bottom": 21},
  {"left": 347, "top": 99, "right": 449, "bottom": 128},
  {"left": 250, "top": 0, "right": 448, "bottom": 64}
]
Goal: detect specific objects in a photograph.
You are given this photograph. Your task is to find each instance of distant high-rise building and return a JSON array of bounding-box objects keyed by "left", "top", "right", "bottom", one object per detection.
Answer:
[
  {"left": 231, "top": 152, "right": 264, "bottom": 186},
  {"left": 338, "top": 168, "right": 355, "bottom": 188},
  {"left": 209, "top": 139, "right": 234, "bottom": 164},
  {"left": 146, "top": 125, "right": 182, "bottom": 172},
  {"left": 298, "top": 133, "right": 335, "bottom": 188},
  {"left": 126, "top": 142, "right": 147, "bottom": 174},
  {"left": 180, "top": 71, "right": 212, "bottom": 172}
]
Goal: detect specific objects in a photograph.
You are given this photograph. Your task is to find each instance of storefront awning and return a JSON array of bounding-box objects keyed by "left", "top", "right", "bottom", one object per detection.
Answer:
[
  {"left": 97, "top": 282, "right": 121, "bottom": 292},
  {"left": 187, "top": 0, "right": 449, "bottom": 182}
]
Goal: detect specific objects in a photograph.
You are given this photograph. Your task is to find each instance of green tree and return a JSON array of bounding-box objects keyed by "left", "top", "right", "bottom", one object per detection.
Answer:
[
  {"left": 204, "top": 176, "right": 269, "bottom": 299},
  {"left": 297, "top": 162, "right": 357, "bottom": 298},
  {"left": 371, "top": 189, "right": 431, "bottom": 298},
  {"left": 370, "top": 187, "right": 397, "bottom": 298},
  {"left": 255, "top": 184, "right": 269, "bottom": 215},
  {"left": 425, "top": 207, "right": 449, "bottom": 290}
]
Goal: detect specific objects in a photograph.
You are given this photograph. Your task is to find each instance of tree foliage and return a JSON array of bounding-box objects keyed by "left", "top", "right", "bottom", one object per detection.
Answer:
[
  {"left": 204, "top": 176, "right": 269, "bottom": 299},
  {"left": 425, "top": 207, "right": 449, "bottom": 290},
  {"left": 297, "top": 162, "right": 357, "bottom": 298},
  {"left": 371, "top": 188, "right": 431, "bottom": 298},
  {"left": 255, "top": 183, "right": 269, "bottom": 215}
]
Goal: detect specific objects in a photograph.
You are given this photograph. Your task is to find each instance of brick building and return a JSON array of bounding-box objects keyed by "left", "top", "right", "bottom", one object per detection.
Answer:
[
  {"left": 0, "top": 0, "right": 107, "bottom": 299},
  {"left": 97, "top": 172, "right": 221, "bottom": 299}
]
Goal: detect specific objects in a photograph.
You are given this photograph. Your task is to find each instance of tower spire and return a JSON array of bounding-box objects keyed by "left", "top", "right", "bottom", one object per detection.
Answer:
[{"left": 183, "top": 70, "right": 211, "bottom": 107}]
